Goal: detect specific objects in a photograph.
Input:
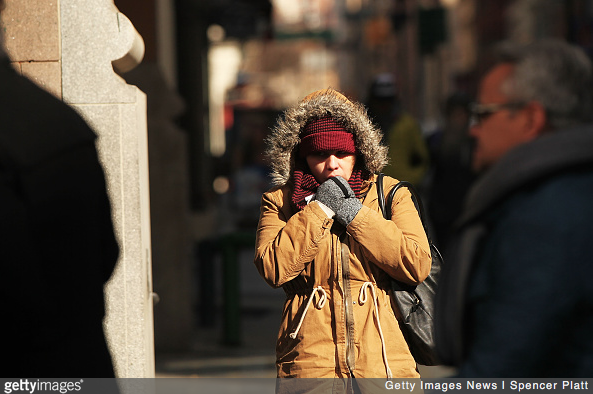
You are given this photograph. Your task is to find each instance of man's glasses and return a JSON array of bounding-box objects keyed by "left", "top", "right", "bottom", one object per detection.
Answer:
[{"left": 469, "top": 102, "right": 525, "bottom": 126}]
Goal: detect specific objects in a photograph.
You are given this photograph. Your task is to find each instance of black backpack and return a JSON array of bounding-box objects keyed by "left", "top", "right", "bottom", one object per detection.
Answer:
[{"left": 376, "top": 173, "right": 443, "bottom": 366}]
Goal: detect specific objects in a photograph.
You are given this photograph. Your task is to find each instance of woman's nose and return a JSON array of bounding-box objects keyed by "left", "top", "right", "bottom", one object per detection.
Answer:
[{"left": 326, "top": 155, "right": 339, "bottom": 169}]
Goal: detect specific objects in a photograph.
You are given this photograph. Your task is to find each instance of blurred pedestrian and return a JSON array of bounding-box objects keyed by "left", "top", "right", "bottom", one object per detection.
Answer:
[
  {"left": 426, "top": 92, "right": 476, "bottom": 253},
  {"left": 0, "top": 6, "right": 119, "bottom": 377},
  {"left": 435, "top": 39, "right": 593, "bottom": 377},
  {"left": 366, "top": 73, "right": 430, "bottom": 189},
  {"left": 254, "top": 88, "right": 431, "bottom": 384}
]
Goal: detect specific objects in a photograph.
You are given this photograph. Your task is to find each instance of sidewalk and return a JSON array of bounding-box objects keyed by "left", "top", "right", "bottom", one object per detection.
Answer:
[{"left": 156, "top": 272, "right": 284, "bottom": 378}]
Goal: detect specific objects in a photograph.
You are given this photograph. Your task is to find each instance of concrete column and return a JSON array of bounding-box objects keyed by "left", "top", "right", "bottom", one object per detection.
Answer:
[
  {"left": 1, "top": 0, "right": 154, "bottom": 378},
  {"left": 60, "top": 0, "right": 154, "bottom": 378}
]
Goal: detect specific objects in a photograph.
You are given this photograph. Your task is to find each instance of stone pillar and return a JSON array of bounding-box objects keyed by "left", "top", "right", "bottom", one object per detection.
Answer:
[
  {"left": 1, "top": 0, "right": 154, "bottom": 378},
  {"left": 60, "top": 0, "right": 154, "bottom": 378}
]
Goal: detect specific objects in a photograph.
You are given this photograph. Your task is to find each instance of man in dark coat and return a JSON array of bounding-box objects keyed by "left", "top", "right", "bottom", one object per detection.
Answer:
[
  {"left": 435, "top": 39, "right": 593, "bottom": 377},
  {"left": 0, "top": 7, "right": 119, "bottom": 377}
]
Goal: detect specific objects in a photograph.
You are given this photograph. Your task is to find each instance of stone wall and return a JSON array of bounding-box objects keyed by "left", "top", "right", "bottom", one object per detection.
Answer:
[{"left": 1, "top": 0, "right": 154, "bottom": 378}]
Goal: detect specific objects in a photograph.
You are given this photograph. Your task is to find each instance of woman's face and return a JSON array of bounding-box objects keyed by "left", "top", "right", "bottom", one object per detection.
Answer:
[{"left": 306, "top": 150, "right": 357, "bottom": 184}]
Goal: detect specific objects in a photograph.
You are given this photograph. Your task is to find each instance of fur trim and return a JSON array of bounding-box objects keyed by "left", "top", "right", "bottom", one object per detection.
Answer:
[{"left": 265, "top": 88, "right": 389, "bottom": 186}]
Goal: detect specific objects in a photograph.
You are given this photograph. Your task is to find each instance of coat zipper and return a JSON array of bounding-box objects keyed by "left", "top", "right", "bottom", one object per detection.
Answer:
[{"left": 340, "top": 233, "right": 356, "bottom": 374}]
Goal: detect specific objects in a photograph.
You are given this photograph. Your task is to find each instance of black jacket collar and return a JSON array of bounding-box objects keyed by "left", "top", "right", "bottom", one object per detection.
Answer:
[{"left": 458, "top": 125, "right": 593, "bottom": 227}]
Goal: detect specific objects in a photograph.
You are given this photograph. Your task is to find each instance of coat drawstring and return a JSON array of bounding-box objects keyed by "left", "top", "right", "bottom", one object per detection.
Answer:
[
  {"left": 289, "top": 286, "right": 328, "bottom": 339},
  {"left": 359, "top": 282, "right": 393, "bottom": 379}
]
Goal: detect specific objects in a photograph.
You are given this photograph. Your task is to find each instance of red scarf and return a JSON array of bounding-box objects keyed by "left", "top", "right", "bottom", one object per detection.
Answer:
[{"left": 291, "top": 160, "right": 365, "bottom": 210}]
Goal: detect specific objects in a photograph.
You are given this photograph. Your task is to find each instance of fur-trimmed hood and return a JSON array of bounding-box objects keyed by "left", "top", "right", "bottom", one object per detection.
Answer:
[{"left": 265, "top": 88, "right": 389, "bottom": 187}]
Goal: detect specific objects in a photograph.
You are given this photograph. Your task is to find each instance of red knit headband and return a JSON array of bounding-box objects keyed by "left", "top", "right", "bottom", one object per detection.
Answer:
[{"left": 299, "top": 117, "right": 356, "bottom": 158}]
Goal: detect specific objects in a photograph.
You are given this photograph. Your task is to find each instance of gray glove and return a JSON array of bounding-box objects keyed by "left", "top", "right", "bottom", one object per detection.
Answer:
[{"left": 315, "top": 176, "right": 362, "bottom": 227}]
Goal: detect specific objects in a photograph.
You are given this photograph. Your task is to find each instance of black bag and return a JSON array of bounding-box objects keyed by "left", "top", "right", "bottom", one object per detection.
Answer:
[{"left": 376, "top": 173, "right": 443, "bottom": 366}]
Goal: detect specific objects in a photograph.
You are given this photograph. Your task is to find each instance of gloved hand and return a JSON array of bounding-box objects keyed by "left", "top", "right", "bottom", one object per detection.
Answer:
[{"left": 315, "top": 176, "right": 362, "bottom": 227}]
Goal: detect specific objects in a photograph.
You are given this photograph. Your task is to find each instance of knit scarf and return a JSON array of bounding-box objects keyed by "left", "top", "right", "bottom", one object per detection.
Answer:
[{"left": 291, "top": 160, "right": 365, "bottom": 210}]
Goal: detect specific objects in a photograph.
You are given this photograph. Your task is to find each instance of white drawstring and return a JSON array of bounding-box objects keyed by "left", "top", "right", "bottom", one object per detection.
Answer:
[
  {"left": 359, "top": 282, "right": 393, "bottom": 379},
  {"left": 289, "top": 286, "right": 328, "bottom": 339}
]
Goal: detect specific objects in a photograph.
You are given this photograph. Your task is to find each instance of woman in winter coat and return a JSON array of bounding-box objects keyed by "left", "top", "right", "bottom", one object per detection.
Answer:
[{"left": 254, "top": 88, "right": 432, "bottom": 380}]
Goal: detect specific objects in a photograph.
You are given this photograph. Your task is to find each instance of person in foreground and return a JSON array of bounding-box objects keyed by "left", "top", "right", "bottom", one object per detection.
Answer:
[
  {"left": 253, "top": 88, "right": 432, "bottom": 385},
  {"left": 435, "top": 39, "right": 593, "bottom": 377},
  {"left": 0, "top": 4, "right": 119, "bottom": 376}
]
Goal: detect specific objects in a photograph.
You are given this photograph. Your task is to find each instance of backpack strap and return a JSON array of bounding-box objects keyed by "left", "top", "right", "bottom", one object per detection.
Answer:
[
  {"left": 377, "top": 173, "right": 442, "bottom": 260},
  {"left": 385, "top": 179, "right": 430, "bottom": 242},
  {"left": 376, "top": 173, "right": 388, "bottom": 219},
  {"left": 377, "top": 173, "right": 422, "bottom": 223}
]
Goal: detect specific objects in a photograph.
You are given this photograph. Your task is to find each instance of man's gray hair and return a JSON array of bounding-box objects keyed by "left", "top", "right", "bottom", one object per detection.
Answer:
[{"left": 497, "top": 39, "right": 593, "bottom": 130}]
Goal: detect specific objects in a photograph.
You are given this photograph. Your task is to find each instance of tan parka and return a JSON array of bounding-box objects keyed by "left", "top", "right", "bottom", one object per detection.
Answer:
[{"left": 254, "top": 88, "right": 432, "bottom": 379}]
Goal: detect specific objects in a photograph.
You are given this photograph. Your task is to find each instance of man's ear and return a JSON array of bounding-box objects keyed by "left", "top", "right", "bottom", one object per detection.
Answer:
[{"left": 523, "top": 101, "right": 548, "bottom": 139}]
